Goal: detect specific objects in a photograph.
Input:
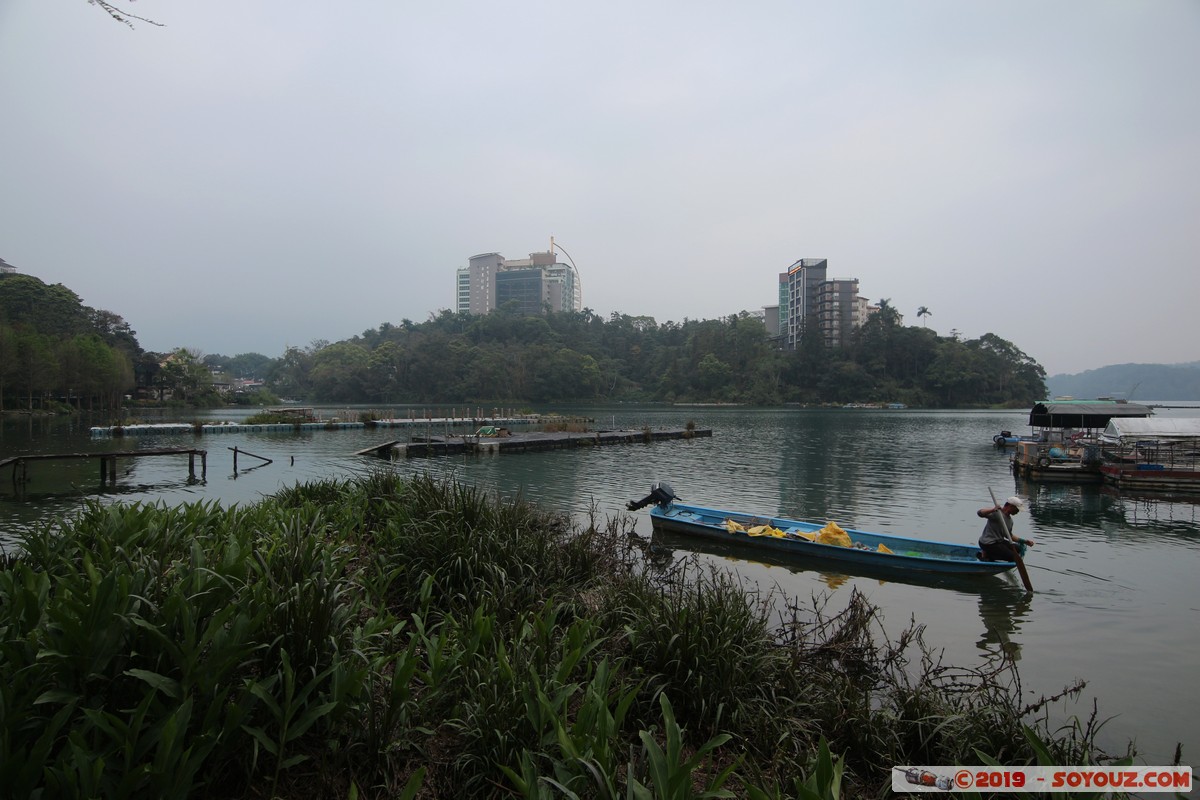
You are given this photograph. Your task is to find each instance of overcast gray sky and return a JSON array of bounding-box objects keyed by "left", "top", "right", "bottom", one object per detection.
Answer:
[{"left": 2, "top": 1, "right": 1197, "bottom": 376}]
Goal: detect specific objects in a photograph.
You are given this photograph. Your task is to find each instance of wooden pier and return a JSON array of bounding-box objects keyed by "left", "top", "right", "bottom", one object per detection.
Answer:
[
  {"left": 357, "top": 427, "right": 711, "bottom": 459},
  {"left": 89, "top": 412, "right": 591, "bottom": 438},
  {"left": 2, "top": 448, "right": 207, "bottom": 491}
]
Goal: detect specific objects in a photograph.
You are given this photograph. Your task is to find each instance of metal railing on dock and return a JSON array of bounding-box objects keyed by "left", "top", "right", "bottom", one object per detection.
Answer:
[{"left": 2, "top": 448, "right": 207, "bottom": 492}]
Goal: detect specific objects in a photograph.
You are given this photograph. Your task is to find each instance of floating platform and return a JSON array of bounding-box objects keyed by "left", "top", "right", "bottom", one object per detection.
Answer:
[
  {"left": 357, "top": 427, "right": 712, "bottom": 459},
  {"left": 89, "top": 416, "right": 564, "bottom": 438},
  {"left": 91, "top": 422, "right": 368, "bottom": 437}
]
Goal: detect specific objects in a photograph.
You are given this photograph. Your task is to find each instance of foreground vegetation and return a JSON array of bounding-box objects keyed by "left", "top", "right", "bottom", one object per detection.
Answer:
[{"left": 1, "top": 474, "right": 1132, "bottom": 798}]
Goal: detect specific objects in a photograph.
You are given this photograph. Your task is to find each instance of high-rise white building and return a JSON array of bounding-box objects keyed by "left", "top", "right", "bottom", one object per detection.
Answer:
[
  {"left": 456, "top": 248, "right": 581, "bottom": 315},
  {"left": 457, "top": 253, "right": 504, "bottom": 315}
]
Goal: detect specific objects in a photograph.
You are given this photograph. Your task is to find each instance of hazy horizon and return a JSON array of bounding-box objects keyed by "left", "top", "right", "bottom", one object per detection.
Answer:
[{"left": 2, "top": 1, "right": 1197, "bottom": 376}]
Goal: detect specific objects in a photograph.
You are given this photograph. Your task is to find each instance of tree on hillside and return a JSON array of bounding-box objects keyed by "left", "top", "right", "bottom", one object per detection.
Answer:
[
  {"left": 0, "top": 325, "right": 15, "bottom": 413},
  {"left": 0, "top": 275, "right": 92, "bottom": 337},
  {"left": 308, "top": 342, "right": 370, "bottom": 402},
  {"left": 874, "top": 298, "right": 901, "bottom": 328},
  {"left": 366, "top": 342, "right": 404, "bottom": 403},
  {"left": 784, "top": 318, "right": 833, "bottom": 404},
  {"left": 970, "top": 333, "right": 1046, "bottom": 404},
  {"left": 924, "top": 342, "right": 985, "bottom": 406},
  {"left": 268, "top": 348, "right": 305, "bottom": 400},
  {"left": 696, "top": 353, "right": 734, "bottom": 398},
  {"left": 84, "top": 307, "right": 141, "bottom": 356},
  {"left": 156, "top": 348, "right": 217, "bottom": 404},
  {"left": 853, "top": 298, "right": 907, "bottom": 381},
  {"left": 917, "top": 306, "right": 932, "bottom": 327},
  {"left": 13, "top": 331, "right": 58, "bottom": 411},
  {"left": 72, "top": 335, "right": 134, "bottom": 411}
]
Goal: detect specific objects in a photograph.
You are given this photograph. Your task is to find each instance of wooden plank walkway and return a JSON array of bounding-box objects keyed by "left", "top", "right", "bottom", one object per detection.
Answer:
[
  {"left": 359, "top": 428, "right": 711, "bottom": 459},
  {"left": 1, "top": 448, "right": 208, "bottom": 490},
  {"left": 89, "top": 414, "right": 590, "bottom": 438},
  {"left": 354, "top": 440, "right": 405, "bottom": 458}
]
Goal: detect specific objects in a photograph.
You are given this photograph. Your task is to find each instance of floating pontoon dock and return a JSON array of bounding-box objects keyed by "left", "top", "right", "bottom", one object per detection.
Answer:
[
  {"left": 356, "top": 427, "right": 711, "bottom": 459},
  {"left": 90, "top": 413, "right": 585, "bottom": 438}
]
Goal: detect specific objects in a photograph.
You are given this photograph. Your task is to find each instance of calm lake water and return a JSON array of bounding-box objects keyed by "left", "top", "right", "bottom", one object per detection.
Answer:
[{"left": 2, "top": 404, "right": 1198, "bottom": 769}]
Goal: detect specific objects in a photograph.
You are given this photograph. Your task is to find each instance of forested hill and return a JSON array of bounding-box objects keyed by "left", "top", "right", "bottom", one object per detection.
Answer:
[
  {"left": 0, "top": 273, "right": 140, "bottom": 412},
  {"left": 265, "top": 307, "right": 1047, "bottom": 407},
  {"left": 1047, "top": 362, "right": 1200, "bottom": 402},
  {"left": 1, "top": 269, "right": 1049, "bottom": 409}
]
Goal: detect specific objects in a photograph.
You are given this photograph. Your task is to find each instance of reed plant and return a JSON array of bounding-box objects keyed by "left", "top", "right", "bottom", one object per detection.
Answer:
[
  {"left": 0, "top": 473, "right": 1143, "bottom": 799},
  {"left": 542, "top": 421, "right": 590, "bottom": 433},
  {"left": 243, "top": 411, "right": 300, "bottom": 424},
  {"left": 602, "top": 564, "right": 793, "bottom": 743}
]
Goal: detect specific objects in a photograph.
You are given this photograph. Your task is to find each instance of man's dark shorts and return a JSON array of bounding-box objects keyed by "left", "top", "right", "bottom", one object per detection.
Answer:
[{"left": 979, "top": 541, "right": 1026, "bottom": 562}]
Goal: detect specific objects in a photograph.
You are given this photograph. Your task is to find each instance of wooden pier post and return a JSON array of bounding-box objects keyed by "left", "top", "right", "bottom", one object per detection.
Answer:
[{"left": 229, "top": 447, "right": 272, "bottom": 474}]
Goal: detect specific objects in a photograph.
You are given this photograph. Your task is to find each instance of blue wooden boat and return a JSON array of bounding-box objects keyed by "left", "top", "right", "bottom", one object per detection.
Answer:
[{"left": 628, "top": 483, "right": 1015, "bottom": 578}]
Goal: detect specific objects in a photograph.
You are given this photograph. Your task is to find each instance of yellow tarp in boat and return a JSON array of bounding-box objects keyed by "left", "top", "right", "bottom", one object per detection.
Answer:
[
  {"left": 724, "top": 519, "right": 745, "bottom": 533},
  {"left": 747, "top": 525, "right": 785, "bottom": 538},
  {"left": 815, "top": 521, "right": 852, "bottom": 548},
  {"left": 877, "top": 543, "right": 894, "bottom": 554}
]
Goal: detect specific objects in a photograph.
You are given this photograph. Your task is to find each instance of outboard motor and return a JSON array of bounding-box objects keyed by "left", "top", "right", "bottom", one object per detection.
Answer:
[{"left": 626, "top": 481, "right": 677, "bottom": 511}]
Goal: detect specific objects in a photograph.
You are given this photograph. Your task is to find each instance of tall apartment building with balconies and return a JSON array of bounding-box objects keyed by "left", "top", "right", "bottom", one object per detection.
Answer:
[
  {"left": 456, "top": 248, "right": 580, "bottom": 316},
  {"left": 815, "top": 278, "right": 861, "bottom": 347},
  {"left": 781, "top": 258, "right": 862, "bottom": 349}
]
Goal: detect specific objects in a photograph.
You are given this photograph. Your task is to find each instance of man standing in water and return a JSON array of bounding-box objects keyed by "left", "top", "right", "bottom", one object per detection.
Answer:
[{"left": 978, "top": 495, "right": 1035, "bottom": 561}]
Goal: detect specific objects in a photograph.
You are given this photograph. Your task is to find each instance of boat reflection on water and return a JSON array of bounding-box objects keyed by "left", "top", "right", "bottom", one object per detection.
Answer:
[
  {"left": 649, "top": 527, "right": 1026, "bottom": 595},
  {"left": 649, "top": 528, "right": 1034, "bottom": 662},
  {"left": 1017, "top": 476, "right": 1200, "bottom": 539},
  {"left": 1098, "top": 486, "right": 1200, "bottom": 534}
]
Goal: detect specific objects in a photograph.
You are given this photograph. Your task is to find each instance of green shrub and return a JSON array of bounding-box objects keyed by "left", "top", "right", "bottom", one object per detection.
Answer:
[{"left": 0, "top": 474, "right": 1136, "bottom": 799}]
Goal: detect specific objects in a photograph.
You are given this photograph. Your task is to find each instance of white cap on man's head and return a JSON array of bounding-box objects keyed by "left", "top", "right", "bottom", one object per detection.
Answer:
[{"left": 1005, "top": 495, "right": 1026, "bottom": 511}]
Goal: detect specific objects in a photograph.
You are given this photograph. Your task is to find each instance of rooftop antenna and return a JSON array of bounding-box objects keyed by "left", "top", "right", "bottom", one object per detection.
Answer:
[
  {"left": 550, "top": 235, "right": 578, "bottom": 270},
  {"left": 549, "top": 236, "right": 582, "bottom": 307}
]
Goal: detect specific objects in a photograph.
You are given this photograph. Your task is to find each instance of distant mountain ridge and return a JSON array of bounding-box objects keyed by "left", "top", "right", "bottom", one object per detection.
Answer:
[{"left": 1046, "top": 362, "right": 1200, "bottom": 401}]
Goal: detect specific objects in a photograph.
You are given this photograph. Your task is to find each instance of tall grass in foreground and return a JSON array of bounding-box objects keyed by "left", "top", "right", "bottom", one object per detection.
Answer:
[{"left": 0, "top": 472, "right": 1155, "bottom": 799}]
